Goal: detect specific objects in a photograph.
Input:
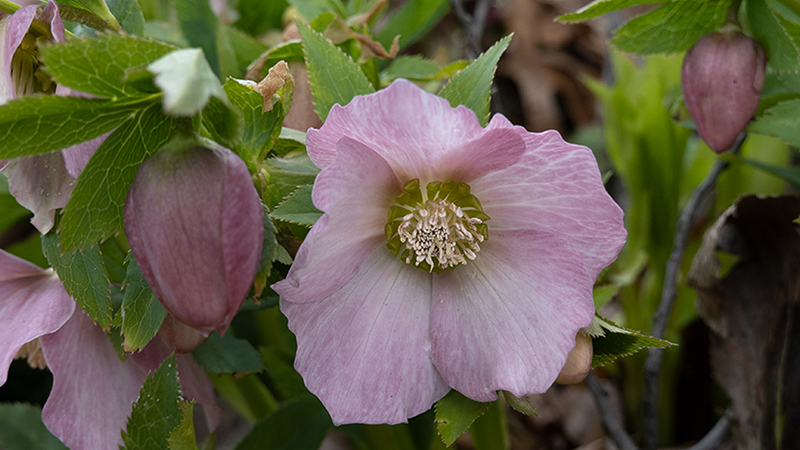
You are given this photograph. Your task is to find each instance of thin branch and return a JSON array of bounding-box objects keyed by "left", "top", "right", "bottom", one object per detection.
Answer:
[
  {"left": 448, "top": 0, "right": 492, "bottom": 59},
  {"left": 687, "top": 409, "right": 733, "bottom": 450},
  {"left": 586, "top": 372, "right": 640, "bottom": 450},
  {"left": 642, "top": 133, "right": 745, "bottom": 450}
]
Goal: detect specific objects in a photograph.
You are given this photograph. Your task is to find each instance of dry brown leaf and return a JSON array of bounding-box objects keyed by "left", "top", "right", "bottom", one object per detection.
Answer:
[{"left": 254, "top": 61, "right": 291, "bottom": 112}]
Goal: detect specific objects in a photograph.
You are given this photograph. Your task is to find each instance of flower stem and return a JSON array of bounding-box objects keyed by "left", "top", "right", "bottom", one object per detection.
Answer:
[
  {"left": 0, "top": 0, "right": 19, "bottom": 14},
  {"left": 469, "top": 398, "right": 509, "bottom": 450}
]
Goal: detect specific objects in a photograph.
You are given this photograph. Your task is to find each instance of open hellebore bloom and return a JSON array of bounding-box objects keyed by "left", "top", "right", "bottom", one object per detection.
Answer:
[
  {"left": 0, "top": 249, "right": 219, "bottom": 449},
  {"left": 0, "top": 0, "right": 101, "bottom": 233},
  {"left": 125, "top": 140, "right": 263, "bottom": 336},
  {"left": 681, "top": 30, "right": 766, "bottom": 153},
  {"left": 273, "top": 79, "right": 627, "bottom": 424}
]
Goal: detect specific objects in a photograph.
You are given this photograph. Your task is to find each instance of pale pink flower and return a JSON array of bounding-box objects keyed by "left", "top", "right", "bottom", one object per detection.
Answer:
[{"left": 273, "top": 79, "right": 626, "bottom": 424}]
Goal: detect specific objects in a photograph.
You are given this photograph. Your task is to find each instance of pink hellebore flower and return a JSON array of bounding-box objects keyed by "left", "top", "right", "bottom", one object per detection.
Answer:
[
  {"left": 0, "top": 249, "right": 219, "bottom": 449},
  {"left": 273, "top": 79, "right": 627, "bottom": 425},
  {"left": 0, "top": 1, "right": 101, "bottom": 233},
  {"left": 125, "top": 141, "right": 264, "bottom": 336}
]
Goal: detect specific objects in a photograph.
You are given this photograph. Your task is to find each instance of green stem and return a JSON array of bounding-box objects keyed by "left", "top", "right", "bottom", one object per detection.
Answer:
[
  {"left": 469, "top": 398, "right": 509, "bottom": 450},
  {"left": 0, "top": 0, "right": 19, "bottom": 14}
]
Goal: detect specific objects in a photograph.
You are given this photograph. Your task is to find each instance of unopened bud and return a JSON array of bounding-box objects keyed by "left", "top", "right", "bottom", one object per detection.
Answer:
[{"left": 681, "top": 30, "right": 766, "bottom": 152}]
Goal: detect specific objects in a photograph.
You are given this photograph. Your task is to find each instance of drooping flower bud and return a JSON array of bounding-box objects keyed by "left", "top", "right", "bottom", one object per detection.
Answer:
[
  {"left": 681, "top": 30, "right": 766, "bottom": 153},
  {"left": 124, "top": 138, "right": 263, "bottom": 336}
]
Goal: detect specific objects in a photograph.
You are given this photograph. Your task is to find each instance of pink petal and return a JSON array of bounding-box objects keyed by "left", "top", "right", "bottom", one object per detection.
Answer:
[
  {"left": 0, "top": 5, "right": 37, "bottom": 104},
  {"left": 281, "top": 250, "right": 449, "bottom": 425},
  {"left": 41, "top": 309, "right": 148, "bottom": 450},
  {"left": 475, "top": 117, "right": 626, "bottom": 278},
  {"left": 429, "top": 230, "right": 595, "bottom": 402},
  {"left": 273, "top": 137, "right": 402, "bottom": 303},
  {"left": 0, "top": 152, "right": 75, "bottom": 234},
  {"left": 306, "top": 79, "right": 490, "bottom": 180},
  {"left": 0, "top": 250, "right": 75, "bottom": 386},
  {"left": 37, "top": 1, "right": 65, "bottom": 43}
]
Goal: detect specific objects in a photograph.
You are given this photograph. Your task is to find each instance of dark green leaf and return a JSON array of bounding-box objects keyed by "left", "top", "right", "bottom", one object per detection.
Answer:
[
  {"left": 375, "top": 0, "right": 449, "bottom": 50},
  {"left": 253, "top": 205, "right": 280, "bottom": 296},
  {"left": 173, "top": 0, "right": 221, "bottom": 77},
  {"left": 749, "top": 0, "right": 800, "bottom": 73},
  {"left": 0, "top": 96, "right": 144, "bottom": 159},
  {"left": 122, "top": 354, "right": 182, "bottom": 450},
  {"left": 121, "top": 253, "right": 167, "bottom": 352},
  {"left": 749, "top": 98, "right": 800, "bottom": 147},
  {"left": 193, "top": 332, "right": 266, "bottom": 374},
  {"left": 558, "top": 0, "right": 660, "bottom": 23},
  {"left": 223, "top": 78, "right": 285, "bottom": 163},
  {"left": 234, "top": 0, "right": 288, "bottom": 36},
  {"left": 39, "top": 34, "right": 175, "bottom": 99},
  {"left": 0, "top": 403, "right": 68, "bottom": 450},
  {"left": 261, "top": 347, "right": 309, "bottom": 398},
  {"left": 59, "top": 102, "right": 174, "bottom": 250},
  {"left": 0, "top": 184, "right": 31, "bottom": 233},
  {"left": 107, "top": 0, "right": 146, "bottom": 35},
  {"left": 262, "top": 152, "right": 320, "bottom": 209},
  {"left": 235, "top": 396, "right": 332, "bottom": 450},
  {"left": 611, "top": 0, "right": 733, "bottom": 54},
  {"left": 297, "top": 21, "right": 375, "bottom": 121},
  {"left": 270, "top": 184, "right": 322, "bottom": 227},
  {"left": 587, "top": 314, "right": 674, "bottom": 367},
  {"left": 168, "top": 402, "right": 200, "bottom": 450},
  {"left": 42, "top": 225, "right": 112, "bottom": 328},
  {"left": 438, "top": 35, "right": 512, "bottom": 127},
  {"left": 99, "top": 236, "right": 129, "bottom": 284},
  {"left": 201, "top": 96, "right": 242, "bottom": 150},
  {"left": 435, "top": 390, "right": 490, "bottom": 446}
]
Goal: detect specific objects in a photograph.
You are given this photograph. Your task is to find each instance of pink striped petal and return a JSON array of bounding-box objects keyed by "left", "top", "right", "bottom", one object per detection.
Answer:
[
  {"left": 430, "top": 230, "right": 595, "bottom": 401},
  {"left": 281, "top": 249, "right": 448, "bottom": 425}
]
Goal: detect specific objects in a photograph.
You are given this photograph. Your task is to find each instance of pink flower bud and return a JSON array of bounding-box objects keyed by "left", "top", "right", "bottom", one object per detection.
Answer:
[
  {"left": 681, "top": 31, "right": 766, "bottom": 153},
  {"left": 125, "top": 140, "right": 263, "bottom": 336}
]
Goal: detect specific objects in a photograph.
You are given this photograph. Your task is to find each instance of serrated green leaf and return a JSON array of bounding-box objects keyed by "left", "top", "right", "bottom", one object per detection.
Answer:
[
  {"left": 223, "top": 78, "right": 285, "bottom": 163},
  {"left": 0, "top": 403, "right": 68, "bottom": 450},
  {"left": 42, "top": 225, "right": 112, "bottom": 329},
  {"left": 148, "top": 48, "right": 227, "bottom": 116},
  {"left": 122, "top": 354, "right": 182, "bottom": 450},
  {"left": 435, "top": 390, "right": 490, "bottom": 446},
  {"left": 749, "top": 98, "right": 800, "bottom": 147},
  {"left": 168, "top": 401, "right": 200, "bottom": 450},
  {"left": 611, "top": 0, "right": 733, "bottom": 54},
  {"left": 590, "top": 314, "right": 674, "bottom": 367},
  {"left": 121, "top": 253, "right": 167, "bottom": 352},
  {"left": 39, "top": 34, "right": 175, "bottom": 99},
  {"left": 749, "top": 0, "right": 800, "bottom": 73},
  {"left": 0, "top": 96, "right": 144, "bottom": 159},
  {"left": 59, "top": 101, "right": 175, "bottom": 250},
  {"left": 501, "top": 391, "right": 538, "bottom": 416},
  {"left": 234, "top": 396, "right": 333, "bottom": 450},
  {"left": 439, "top": 35, "right": 512, "bottom": 126},
  {"left": 273, "top": 128, "right": 307, "bottom": 156},
  {"left": 375, "top": 0, "right": 449, "bottom": 50},
  {"left": 558, "top": 0, "right": 659, "bottom": 23},
  {"left": 107, "top": 0, "right": 146, "bottom": 35},
  {"left": 270, "top": 184, "right": 322, "bottom": 227},
  {"left": 297, "top": 21, "right": 375, "bottom": 121},
  {"left": 174, "top": 0, "right": 221, "bottom": 77},
  {"left": 193, "top": 332, "right": 266, "bottom": 374}
]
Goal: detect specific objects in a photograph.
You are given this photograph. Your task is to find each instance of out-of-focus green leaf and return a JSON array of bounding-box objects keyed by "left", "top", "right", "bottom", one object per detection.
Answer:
[
  {"left": 261, "top": 347, "right": 308, "bottom": 398},
  {"left": 558, "top": 0, "right": 658, "bottom": 23},
  {"left": 748, "top": 0, "right": 800, "bottom": 73},
  {"left": 287, "top": 0, "right": 346, "bottom": 20},
  {"left": 234, "top": 396, "right": 332, "bottom": 450},
  {"left": 435, "top": 390, "right": 490, "bottom": 446},
  {"left": 42, "top": 225, "right": 112, "bottom": 329},
  {"left": 611, "top": 0, "right": 733, "bottom": 54},
  {"left": 297, "top": 21, "right": 375, "bottom": 121},
  {"left": 593, "top": 284, "right": 620, "bottom": 310},
  {"left": 121, "top": 253, "right": 167, "bottom": 352},
  {"left": 0, "top": 403, "right": 68, "bottom": 450},
  {"left": 107, "top": 0, "right": 145, "bottom": 35},
  {"left": 235, "top": 0, "right": 287, "bottom": 36},
  {"left": 739, "top": 156, "right": 800, "bottom": 189},
  {"left": 173, "top": 0, "right": 221, "bottom": 76},
  {"left": 59, "top": 102, "right": 175, "bottom": 250},
  {"left": 225, "top": 25, "right": 270, "bottom": 72},
  {"left": 439, "top": 35, "right": 512, "bottom": 127},
  {"left": 375, "top": 0, "right": 449, "bottom": 50},
  {"left": 193, "top": 332, "right": 266, "bottom": 374},
  {"left": 122, "top": 354, "right": 182, "bottom": 450},
  {"left": 270, "top": 184, "right": 322, "bottom": 227}
]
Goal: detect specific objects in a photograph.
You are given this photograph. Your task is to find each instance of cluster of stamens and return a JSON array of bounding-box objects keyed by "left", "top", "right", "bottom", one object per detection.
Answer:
[{"left": 385, "top": 179, "right": 489, "bottom": 273}]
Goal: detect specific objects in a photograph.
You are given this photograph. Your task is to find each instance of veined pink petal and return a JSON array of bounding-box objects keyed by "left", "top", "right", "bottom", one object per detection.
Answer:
[
  {"left": 37, "top": 1, "right": 65, "bottom": 43},
  {"left": 274, "top": 137, "right": 402, "bottom": 303},
  {"left": 430, "top": 230, "right": 595, "bottom": 402},
  {"left": 0, "top": 250, "right": 75, "bottom": 386},
  {"left": 282, "top": 249, "right": 448, "bottom": 425},
  {"left": 41, "top": 309, "right": 148, "bottom": 450},
  {"left": 476, "top": 116, "right": 626, "bottom": 278},
  {"left": 306, "top": 80, "right": 487, "bottom": 180},
  {"left": 0, "top": 152, "right": 74, "bottom": 234}
]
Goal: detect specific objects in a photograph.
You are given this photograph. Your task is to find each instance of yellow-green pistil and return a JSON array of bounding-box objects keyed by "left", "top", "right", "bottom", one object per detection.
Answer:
[{"left": 385, "top": 179, "right": 489, "bottom": 273}]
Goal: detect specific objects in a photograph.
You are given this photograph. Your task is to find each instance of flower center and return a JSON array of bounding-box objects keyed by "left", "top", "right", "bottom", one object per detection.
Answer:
[{"left": 385, "top": 179, "right": 489, "bottom": 273}]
